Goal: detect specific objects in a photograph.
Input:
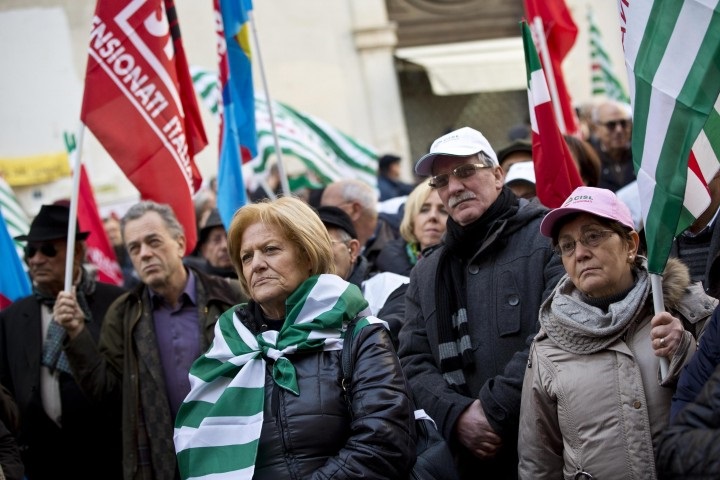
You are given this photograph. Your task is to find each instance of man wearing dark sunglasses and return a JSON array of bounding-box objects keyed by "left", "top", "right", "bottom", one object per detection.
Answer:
[
  {"left": 590, "top": 100, "right": 635, "bottom": 192},
  {"left": 0, "top": 203, "right": 126, "bottom": 479},
  {"left": 397, "top": 127, "right": 564, "bottom": 479}
]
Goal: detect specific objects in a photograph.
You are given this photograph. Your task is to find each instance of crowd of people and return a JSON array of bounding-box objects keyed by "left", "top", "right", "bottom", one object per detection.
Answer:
[{"left": 1, "top": 98, "right": 719, "bottom": 479}]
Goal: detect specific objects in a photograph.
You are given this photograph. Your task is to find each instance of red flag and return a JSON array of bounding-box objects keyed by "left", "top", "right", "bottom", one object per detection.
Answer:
[
  {"left": 523, "top": 0, "right": 579, "bottom": 136},
  {"left": 522, "top": 22, "right": 583, "bottom": 208},
  {"left": 77, "top": 166, "right": 124, "bottom": 286},
  {"left": 80, "top": 0, "right": 207, "bottom": 254}
]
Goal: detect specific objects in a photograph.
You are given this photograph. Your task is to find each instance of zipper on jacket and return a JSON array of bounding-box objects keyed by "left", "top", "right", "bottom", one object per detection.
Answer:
[{"left": 527, "top": 340, "right": 536, "bottom": 368}]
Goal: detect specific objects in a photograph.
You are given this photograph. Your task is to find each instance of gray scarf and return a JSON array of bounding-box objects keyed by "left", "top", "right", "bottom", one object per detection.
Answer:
[{"left": 539, "top": 266, "right": 650, "bottom": 354}]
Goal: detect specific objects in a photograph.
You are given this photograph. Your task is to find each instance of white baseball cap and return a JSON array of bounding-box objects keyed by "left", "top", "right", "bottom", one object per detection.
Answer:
[
  {"left": 415, "top": 127, "right": 499, "bottom": 176},
  {"left": 504, "top": 161, "right": 536, "bottom": 186}
]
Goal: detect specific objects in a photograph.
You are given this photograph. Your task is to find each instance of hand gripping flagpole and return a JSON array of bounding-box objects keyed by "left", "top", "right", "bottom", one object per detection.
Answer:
[
  {"left": 650, "top": 273, "right": 669, "bottom": 379},
  {"left": 247, "top": 10, "right": 291, "bottom": 197},
  {"left": 63, "top": 124, "right": 86, "bottom": 293}
]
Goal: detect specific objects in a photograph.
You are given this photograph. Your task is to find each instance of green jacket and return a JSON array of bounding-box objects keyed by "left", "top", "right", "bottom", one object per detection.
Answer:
[{"left": 65, "top": 268, "right": 244, "bottom": 480}]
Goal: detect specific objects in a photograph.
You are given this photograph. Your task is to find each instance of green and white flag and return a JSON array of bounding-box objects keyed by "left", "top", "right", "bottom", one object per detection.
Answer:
[
  {"left": 173, "top": 274, "right": 385, "bottom": 480},
  {"left": 190, "top": 65, "right": 222, "bottom": 120},
  {"left": 249, "top": 94, "right": 378, "bottom": 191},
  {"left": 588, "top": 7, "right": 630, "bottom": 103},
  {"left": 0, "top": 177, "right": 30, "bottom": 264},
  {"left": 190, "top": 67, "right": 379, "bottom": 194},
  {"left": 620, "top": 0, "right": 720, "bottom": 274}
]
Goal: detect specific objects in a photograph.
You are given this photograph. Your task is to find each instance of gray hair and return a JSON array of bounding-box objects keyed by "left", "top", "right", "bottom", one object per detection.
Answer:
[
  {"left": 121, "top": 201, "right": 184, "bottom": 241},
  {"left": 331, "top": 179, "right": 378, "bottom": 213}
]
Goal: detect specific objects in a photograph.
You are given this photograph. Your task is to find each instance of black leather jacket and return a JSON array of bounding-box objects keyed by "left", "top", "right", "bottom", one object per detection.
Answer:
[{"left": 237, "top": 304, "right": 417, "bottom": 479}]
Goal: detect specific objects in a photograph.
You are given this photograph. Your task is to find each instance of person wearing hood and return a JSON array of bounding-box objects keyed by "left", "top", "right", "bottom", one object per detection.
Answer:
[{"left": 518, "top": 186, "right": 717, "bottom": 480}]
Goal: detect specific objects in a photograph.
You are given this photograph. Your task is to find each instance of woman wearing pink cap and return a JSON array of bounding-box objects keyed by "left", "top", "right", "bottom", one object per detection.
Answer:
[{"left": 518, "top": 186, "right": 717, "bottom": 480}]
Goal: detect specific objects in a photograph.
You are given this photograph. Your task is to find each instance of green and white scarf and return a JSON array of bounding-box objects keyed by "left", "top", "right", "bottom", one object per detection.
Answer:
[{"left": 173, "top": 274, "right": 384, "bottom": 480}]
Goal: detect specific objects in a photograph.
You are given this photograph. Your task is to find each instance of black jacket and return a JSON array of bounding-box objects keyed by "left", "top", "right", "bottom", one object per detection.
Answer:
[
  {"left": 237, "top": 305, "right": 416, "bottom": 479},
  {"left": 373, "top": 238, "right": 414, "bottom": 276},
  {"left": 0, "top": 282, "right": 126, "bottom": 480},
  {"left": 657, "top": 363, "right": 720, "bottom": 479},
  {"left": 671, "top": 307, "right": 720, "bottom": 421},
  {"left": 398, "top": 198, "right": 564, "bottom": 479}
]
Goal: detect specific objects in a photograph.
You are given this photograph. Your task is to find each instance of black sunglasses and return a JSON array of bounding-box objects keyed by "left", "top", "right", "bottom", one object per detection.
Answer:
[
  {"left": 24, "top": 243, "right": 59, "bottom": 259},
  {"left": 602, "top": 119, "right": 630, "bottom": 130}
]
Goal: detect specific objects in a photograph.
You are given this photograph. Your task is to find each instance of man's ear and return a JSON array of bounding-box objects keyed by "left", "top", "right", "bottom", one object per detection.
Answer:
[
  {"left": 348, "top": 239, "right": 361, "bottom": 263},
  {"left": 177, "top": 235, "right": 186, "bottom": 256},
  {"left": 493, "top": 165, "right": 505, "bottom": 187},
  {"left": 346, "top": 201, "right": 363, "bottom": 221}
]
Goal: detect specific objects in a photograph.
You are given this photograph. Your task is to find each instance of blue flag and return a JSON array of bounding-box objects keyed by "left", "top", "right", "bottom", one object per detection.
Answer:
[
  {"left": 217, "top": 0, "right": 257, "bottom": 228},
  {"left": 0, "top": 211, "right": 30, "bottom": 309}
]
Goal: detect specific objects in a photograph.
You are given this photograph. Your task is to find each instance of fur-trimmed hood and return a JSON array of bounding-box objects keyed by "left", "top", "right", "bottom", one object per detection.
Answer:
[
  {"left": 659, "top": 257, "right": 692, "bottom": 310},
  {"left": 659, "top": 257, "right": 718, "bottom": 326}
]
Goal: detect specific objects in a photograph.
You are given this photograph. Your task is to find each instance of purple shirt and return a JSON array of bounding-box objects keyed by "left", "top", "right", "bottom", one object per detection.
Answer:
[{"left": 150, "top": 270, "right": 200, "bottom": 419}]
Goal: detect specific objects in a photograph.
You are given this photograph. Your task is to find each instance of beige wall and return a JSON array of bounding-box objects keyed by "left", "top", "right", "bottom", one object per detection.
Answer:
[
  {"left": 0, "top": 0, "right": 408, "bottom": 214},
  {"left": 0, "top": 0, "right": 625, "bottom": 215}
]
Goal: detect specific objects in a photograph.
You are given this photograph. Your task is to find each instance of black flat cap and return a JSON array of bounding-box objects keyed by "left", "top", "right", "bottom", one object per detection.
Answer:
[{"left": 316, "top": 206, "right": 358, "bottom": 240}]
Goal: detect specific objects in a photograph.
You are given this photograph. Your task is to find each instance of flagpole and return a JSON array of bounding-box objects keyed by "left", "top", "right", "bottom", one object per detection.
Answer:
[
  {"left": 64, "top": 123, "right": 85, "bottom": 293},
  {"left": 247, "top": 10, "right": 291, "bottom": 196},
  {"left": 532, "top": 16, "right": 568, "bottom": 134},
  {"left": 650, "top": 273, "right": 670, "bottom": 378}
]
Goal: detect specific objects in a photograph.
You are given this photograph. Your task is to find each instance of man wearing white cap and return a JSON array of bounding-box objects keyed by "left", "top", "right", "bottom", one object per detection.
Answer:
[
  {"left": 398, "top": 127, "right": 564, "bottom": 479},
  {"left": 503, "top": 161, "right": 537, "bottom": 200}
]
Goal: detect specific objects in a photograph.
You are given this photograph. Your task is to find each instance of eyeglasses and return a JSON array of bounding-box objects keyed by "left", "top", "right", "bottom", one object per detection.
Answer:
[
  {"left": 429, "top": 163, "right": 492, "bottom": 189},
  {"left": 24, "top": 243, "right": 59, "bottom": 259},
  {"left": 602, "top": 119, "right": 630, "bottom": 131},
  {"left": 553, "top": 229, "right": 616, "bottom": 257}
]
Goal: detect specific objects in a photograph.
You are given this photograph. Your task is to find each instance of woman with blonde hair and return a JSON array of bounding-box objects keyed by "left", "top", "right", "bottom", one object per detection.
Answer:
[
  {"left": 374, "top": 181, "right": 447, "bottom": 275},
  {"left": 174, "top": 196, "right": 416, "bottom": 480}
]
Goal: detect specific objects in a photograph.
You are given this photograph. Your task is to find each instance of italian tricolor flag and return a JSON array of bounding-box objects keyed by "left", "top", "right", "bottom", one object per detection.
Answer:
[
  {"left": 621, "top": 0, "right": 720, "bottom": 274},
  {"left": 522, "top": 21, "right": 583, "bottom": 208}
]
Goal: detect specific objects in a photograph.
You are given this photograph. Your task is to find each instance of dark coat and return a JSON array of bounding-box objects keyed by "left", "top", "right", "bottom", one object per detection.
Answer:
[
  {"left": 364, "top": 214, "right": 402, "bottom": 271},
  {"left": 0, "top": 282, "right": 126, "bottom": 480},
  {"left": 378, "top": 175, "right": 414, "bottom": 202},
  {"left": 182, "top": 255, "right": 238, "bottom": 279},
  {"left": 398, "top": 198, "right": 564, "bottom": 479},
  {"left": 64, "top": 269, "right": 242, "bottom": 480},
  {"left": 373, "top": 238, "right": 414, "bottom": 276},
  {"left": 590, "top": 137, "right": 635, "bottom": 192},
  {"left": 657, "top": 363, "right": 720, "bottom": 479},
  {"left": 236, "top": 305, "right": 417, "bottom": 479},
  {"left": 671, "top": 306, "right": 720, "bottom": 420},
  {"left": 0, "top": 385, "right": 23, "bottom": 480},
  {"left": 669, "top": 219, "right": 720, "bottom": 299}
]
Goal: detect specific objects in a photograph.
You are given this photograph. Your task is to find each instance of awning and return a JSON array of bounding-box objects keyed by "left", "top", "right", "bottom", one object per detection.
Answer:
[{"left": 395, "top": 37, "right": 526, "bottom": 96}]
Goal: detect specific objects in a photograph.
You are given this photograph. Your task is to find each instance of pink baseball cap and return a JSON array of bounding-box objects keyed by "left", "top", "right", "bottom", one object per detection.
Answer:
[
  {"left": 415, "top": 127, "right": 499, "bottom": 176},
  {"left": 540, "top": 186, "right": 635, "bottom": 237}
]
